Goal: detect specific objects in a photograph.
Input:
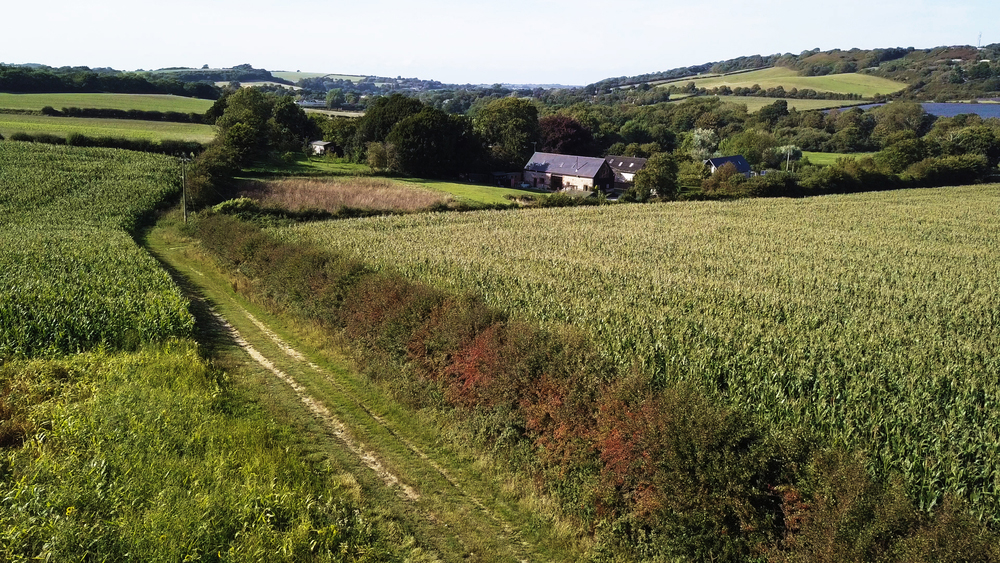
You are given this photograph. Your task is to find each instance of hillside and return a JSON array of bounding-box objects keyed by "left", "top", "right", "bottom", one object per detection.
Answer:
[{"left": 589, "top": 44, "right": 1000, "bottom": 103}]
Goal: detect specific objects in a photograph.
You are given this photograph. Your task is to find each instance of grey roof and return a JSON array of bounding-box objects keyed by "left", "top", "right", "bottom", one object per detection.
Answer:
[
  {"left": 605, "top": 155, "right": 647, "bottom": 174},
  {"left": 705, "top": 155, "right": 751, "bottom": 173},
  {"left": 524, "top": 152, "right": 608, "bottom": 179},
  {"left": 310, "top": 140, "right": 333, "bottom": 146}
]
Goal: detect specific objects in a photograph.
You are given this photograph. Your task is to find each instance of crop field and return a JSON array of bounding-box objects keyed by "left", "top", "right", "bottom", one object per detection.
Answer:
[
  {"left": 0, "top": 141, "right": 193, "bottom": 357},
  {"left": 282, "top": 185, "right": 1000, "bottom": 521},
  {"left": 0, "top": 114, "right": 216, "bottom": 143},
  {"left": 661, "top": 67, "right": 907, "bottom": 98},
  {"left": 0, "top": 93, "right": 214, "bottom": 113}
]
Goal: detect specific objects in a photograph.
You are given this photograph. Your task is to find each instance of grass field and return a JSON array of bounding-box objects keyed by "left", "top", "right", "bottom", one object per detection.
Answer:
[
  {"left": 0, "top": 93, "right": 213, "bottom": 113},
  {"left": 0, "top": 114, "right": 215, "bottom": 143},
  {"left": 660, "top": 67, "right": 906, "bottom": 98},
  {"left": 271, "top": 71, "right": 366, "bottom": 83},
  {"left": 283, "top": 185, "right": 1000, "bottom": 523},
  {"left": 709, "top": 96, "right": 867, "bottom": 112},
  {"left": 802, "top": 150, "right": 877, "bottom": 165},
  {"left": 304, "top": 108, "right": 365, "bottom": 118},
  {"left": 396, "top": 178, "right": 544, "bottom": 205}
]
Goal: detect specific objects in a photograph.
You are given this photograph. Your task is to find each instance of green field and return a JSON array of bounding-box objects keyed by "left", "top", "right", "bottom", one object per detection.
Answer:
[
  {"left": 271, "top": 71, "right": 366, "bottom": 83},
  {"left": 710, "top": 96, "right": 867, "bottom": 112},
  {"left": 0, "top": 93, "right": 213, "bottom": 113},
  {"left": 397, "top": 178, "right": 543, "bottom": 205},
  {"left": 803, "top": 150, "right": 877, "bottom": 165},
  {"left": 0, "top": 114, "right": 215, "bottom": 143},
  {"left": 661, "top": 67, "right": 907, "bottom": 98},
  {"left": 283, "top": 185, "right": 1000, "bottom": 522}
]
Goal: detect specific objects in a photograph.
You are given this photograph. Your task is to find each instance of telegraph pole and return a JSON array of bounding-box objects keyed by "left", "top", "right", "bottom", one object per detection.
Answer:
[{"left": 178, "top": 154, "right": 191, "bottom": 224}]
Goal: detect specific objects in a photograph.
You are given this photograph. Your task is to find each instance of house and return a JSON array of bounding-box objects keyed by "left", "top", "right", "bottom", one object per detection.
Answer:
[
  {"left": 309, "top": 140, "right": 334, "bottom": 155},
  {"left": 523, "top": 152, "right": 615, "bottom": 192},
  {"left": 704, "top": 155, "right": 752, "bottom": 178},
  {"left": 605, "top": 155, "right": 647, "bottom": 190}
]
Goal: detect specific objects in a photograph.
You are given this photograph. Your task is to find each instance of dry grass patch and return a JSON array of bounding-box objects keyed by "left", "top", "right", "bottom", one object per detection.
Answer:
[{"left": 239, "top": 177, "right": 451, "bottom": 213}]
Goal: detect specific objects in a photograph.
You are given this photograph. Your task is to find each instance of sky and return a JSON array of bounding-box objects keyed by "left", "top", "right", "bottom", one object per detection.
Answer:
[{"left": 2, "top": 0, "right": 998, "bottom": 86}]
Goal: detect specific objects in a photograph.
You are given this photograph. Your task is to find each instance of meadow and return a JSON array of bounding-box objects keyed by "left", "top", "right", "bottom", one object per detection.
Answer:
[
  {"left": 0, "top": 93, "right": 214, "bottom": 113},
  {"left": 710, "top": 95, "right": 866, "bottom": 112},
  {"left": 0, "top": 114, "right": 215, "bottom": 143},
  {"left": 661, "top": 66, "right": 907, "bottom": 97},
  {"left": 802, "top": 150, "right": 877, "bottom": 165},
  {"left": 282, "top": 185, "right": 1000, "bottom": 522},
  {"left": 271, "top": 71, "right": 366, "bottom": 83}
]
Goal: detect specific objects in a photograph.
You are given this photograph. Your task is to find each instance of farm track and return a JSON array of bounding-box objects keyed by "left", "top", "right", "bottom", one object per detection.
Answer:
[{"left": 145, "top": 227, "right": 550, "bottom": 563}]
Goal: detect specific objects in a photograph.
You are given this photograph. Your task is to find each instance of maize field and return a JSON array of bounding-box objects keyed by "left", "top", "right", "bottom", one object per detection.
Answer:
[
  {"left": 0, "top": 142, "right": 193, "bottom": 357},
  {"left": 283, "top": 185, "right": 1000, "bottom": 521}
]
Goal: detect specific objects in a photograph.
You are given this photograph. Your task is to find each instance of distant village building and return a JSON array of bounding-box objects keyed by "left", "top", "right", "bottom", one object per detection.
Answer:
[
  {"left": 523, "top": 152, "right": 615, "bottom": 192},
  {"left": 605, "top": 155, "right": 648, "bottom": 190},
  {"left": 309, "top": 140, "right": 334, "bottom": 155},
  {"left": 704, "top": 155, "right": 753, "bottom": 178}
]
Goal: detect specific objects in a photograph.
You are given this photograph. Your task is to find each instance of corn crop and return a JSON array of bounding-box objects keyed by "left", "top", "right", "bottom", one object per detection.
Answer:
[
  {"left": 0, "top": 141, "right": 193, "bottom": 357},
  {"left": 283, "top": 185, "right": 1000, "bottom": 522}
]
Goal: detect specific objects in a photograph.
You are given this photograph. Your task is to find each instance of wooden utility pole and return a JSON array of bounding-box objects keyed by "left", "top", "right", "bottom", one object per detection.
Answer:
[{"left": 179, "top": 155, "right": 191, "bottom": 224}]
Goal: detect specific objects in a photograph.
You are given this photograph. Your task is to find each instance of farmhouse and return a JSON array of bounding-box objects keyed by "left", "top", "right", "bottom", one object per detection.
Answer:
[
  {"left": 704, "top": 155, "right": 752, "bottom": 177},
  {"left": 309, "top": 140, "right": 334, "bottom": 155},
  {"left": 523, "top": 152, "right": 615, "bottom": 192},
  {"left": 605, "top": 155, "right": 647, "bottom": 190}
]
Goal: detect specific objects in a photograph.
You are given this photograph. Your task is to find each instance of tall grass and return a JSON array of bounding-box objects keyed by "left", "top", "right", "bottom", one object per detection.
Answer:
[
  {"left": 239, "top": 178, "right": 451, "bottom": 213},
  {"left": 0, "top": 341, "right": 401, "bottom": 562}
]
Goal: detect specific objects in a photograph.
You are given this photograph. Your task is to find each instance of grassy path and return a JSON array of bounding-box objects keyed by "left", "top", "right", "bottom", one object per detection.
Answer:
[{"left": 144, "top": 214, "right": 584, "bottom": 562}]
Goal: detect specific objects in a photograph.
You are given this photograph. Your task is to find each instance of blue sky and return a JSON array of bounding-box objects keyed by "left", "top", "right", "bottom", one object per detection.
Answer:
[{"left": 2, "top": 0, "right": 997, "bottom": 85}]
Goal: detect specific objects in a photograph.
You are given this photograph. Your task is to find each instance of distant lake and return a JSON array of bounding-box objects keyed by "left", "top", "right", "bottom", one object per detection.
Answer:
[{"left": 846, "top": 102, "right": 1000, "bottom": 118}]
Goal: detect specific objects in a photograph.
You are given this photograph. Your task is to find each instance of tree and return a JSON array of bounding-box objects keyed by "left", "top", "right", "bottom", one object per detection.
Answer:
[
  {"left": 386, "top": 108, "right": 482, "bottom": 177},
  {"left": 325, "top": 88, "right": 345, "bottom": 108},
  {"left": 473, "top": 97, "right": 540, "bottom": 170},
  {"left": 627, "top": 153, "right": 679, "bottom": 201},
  {"left": 539, "top": 114, "right": 594, "bottom": 155},
  {"left": 718, "top": 129, "right": 778, "bottom": 167},
  {"left": 756, "top": 99, "right": 788, "bottom": 129},
  {"left": 354, "top": 93, "right": 425, "bottom": 148}
]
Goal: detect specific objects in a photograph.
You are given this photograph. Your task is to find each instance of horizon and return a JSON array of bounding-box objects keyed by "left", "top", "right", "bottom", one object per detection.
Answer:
[{"left": 1, "top": 0, "right": 997, "bottom": 85}]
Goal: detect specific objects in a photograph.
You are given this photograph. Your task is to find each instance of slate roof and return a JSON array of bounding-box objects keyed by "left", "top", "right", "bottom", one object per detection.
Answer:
[
  {"left": 524, "top": 152, "right": 608, "bottom": 179},
  {"left": 605, "top": 155, "right": 647, "bottom": 175},
  {"left": 705, "top": 155, "right": 751, "bottom": 174}
]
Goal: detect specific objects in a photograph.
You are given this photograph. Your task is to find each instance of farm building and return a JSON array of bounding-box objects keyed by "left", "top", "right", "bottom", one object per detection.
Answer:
[
  {"left": 704, "top": 155, "right": 752, "bottom": 177},
  {"left": 605, "top": 155, "right": 647, "bottom": 190},
  {"left": 523, "top": 152, "right": 615, "bottom": 192},
  {"left": 310, "top": 140, "right": 334, "bottom": 155}
]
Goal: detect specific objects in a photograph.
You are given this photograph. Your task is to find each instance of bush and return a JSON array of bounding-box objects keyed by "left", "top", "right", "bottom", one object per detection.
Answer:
[{"left": 901, "top": 154, "right": 988, "bottom": 187}]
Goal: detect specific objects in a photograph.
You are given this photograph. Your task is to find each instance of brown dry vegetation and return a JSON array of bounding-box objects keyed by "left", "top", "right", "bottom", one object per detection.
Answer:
[{"left": 239, "top": 177, "right": 451, "bottom": 213}]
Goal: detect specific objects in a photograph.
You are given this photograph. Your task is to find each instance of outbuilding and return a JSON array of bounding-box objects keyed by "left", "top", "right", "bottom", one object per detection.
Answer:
[{"left": 704, "top": 155, "right": 752, "bottom": 178}]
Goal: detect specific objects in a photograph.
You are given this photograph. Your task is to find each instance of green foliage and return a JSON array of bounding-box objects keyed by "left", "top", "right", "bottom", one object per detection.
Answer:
[
  {"left": 0, "top": 343, "right": 400, "bottom": 562},
  {"left": 0, "top": 143, "right": 194, "bottom": 358},
  {"left": 718, "top": 128, "right": 779, "bottom": 166},
  {"left": 628, "top": 152, "right": 679, "bottom": 201},
  {"left": 385, "top": 107, "right": 482, "bottom": 177},
  {"left": 473, "top": 97, "right": 540, "bottom": 169}
]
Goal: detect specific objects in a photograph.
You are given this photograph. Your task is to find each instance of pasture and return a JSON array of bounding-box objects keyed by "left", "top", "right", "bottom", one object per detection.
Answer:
[
  {"left": 802, "top": 150, "right": 877, "bottom": 165},
  {"left": 271, "top": 71, "right": 366, "bottom": 83},
  {"left": 398, "top": 178, "right": 543, "bottom": 205},
  {"left": 0, "top": 114, "right": 216, "bottom": 143},
  {"left": 0, "top": 93, "right": 213, "bottom": 113},
  {"left": 660, "top": 67, "right": 907, "bottom": 98},
  {"left": 282, "top": 185, "right": 1000, "bottom": 522},
  {"left": 710, "top": 96, "right": 866, "bottom": 112}
]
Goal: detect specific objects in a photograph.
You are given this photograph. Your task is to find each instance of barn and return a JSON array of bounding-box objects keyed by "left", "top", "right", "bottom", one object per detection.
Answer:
[{"left": 523, "top": 152, "right": 615, "bottom": 192}]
